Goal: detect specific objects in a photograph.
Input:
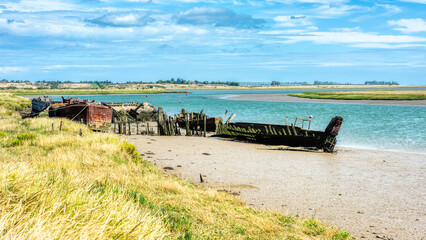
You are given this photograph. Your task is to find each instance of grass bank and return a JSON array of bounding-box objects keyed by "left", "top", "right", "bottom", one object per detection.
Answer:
[
  {"left": 2, "top": 89, "right": 186, "bottom": 96},
  {"left": 0, "top": 93, "right": 352, "bottom": 239},
  {"left": 290, "top": 90, "right": 426, "bottom": 100}
]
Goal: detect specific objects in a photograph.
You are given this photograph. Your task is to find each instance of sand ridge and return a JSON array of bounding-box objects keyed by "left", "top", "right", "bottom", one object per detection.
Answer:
[
  {"left": 227, "top": 94, "right": 426, "bottom": 106},
  {"left": 125, "top": 135, "right": 426, "bottom": 240}
]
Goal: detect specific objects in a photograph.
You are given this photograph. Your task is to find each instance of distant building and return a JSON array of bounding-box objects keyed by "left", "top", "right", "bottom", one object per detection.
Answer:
[
  {"left": 188, "top": 81, "right": 196, "bottom": 84},
  {"left": 0, "top": 79, "right": 9, "bottom": 84}
]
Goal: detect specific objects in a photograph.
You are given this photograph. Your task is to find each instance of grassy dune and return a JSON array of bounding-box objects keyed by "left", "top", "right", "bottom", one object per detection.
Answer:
[
  {"left": 2, "top": 89, "right": 186, "bottom": 96},
  {"left": 0, "top": 93, "right": 352, "bottom": 239},
  {"left": 290, "top": 90, "right": 426, "bottom": 100}
]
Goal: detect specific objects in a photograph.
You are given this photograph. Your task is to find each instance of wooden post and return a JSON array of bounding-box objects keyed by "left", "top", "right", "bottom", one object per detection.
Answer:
[
  {"left": 136, "top": 121, "right": 139, "bottom": 134},
  {"left": 123, "top": 122, "right": 127, "bottom": 135},
  {"left": 225, "top": 113, "right": 236, "bottom": 125},
  {"left": 128, "top": 121, "right": 131, "bottom": 135},
  {"left": 185, "top": 114, "right": 190, "bottom": 136},
  {"left": 204, "top": 115, "right": 207, "bottom": 137},
  {"left": 157, "top": 108, "right": 162, "bottom": 135},
  {"left": 79, "top": 128, "right": 83, "bottom": 136},
  {"left": 191, "top": 112, "right": 194, "bottom": 136},
  {"left": 222, "top": 110, "right": 228, "bottom": 122},
  {"left": 52, "top": 123, "right": 54, "bottom": 131},
  {"left": 169, "top": 117, "right": 175, "bottom": 136},
  {"left": 196, "top": 114, "right": 199, "bottom": 136},
  {"left": 146, "top": 122, "right": 150, "bottom": 135},
  {"left": 113, "top": 123, "right": 116, "bottom": 133},
  {"left": 59, "top": 121, "right": 63, "bottom": 131}
]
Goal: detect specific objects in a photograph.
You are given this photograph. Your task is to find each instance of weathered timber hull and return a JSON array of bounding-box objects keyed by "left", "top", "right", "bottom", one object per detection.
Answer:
[
  {"left": 31, "top": 98, "right": 51, "bottom": 113},
  {"left": 216, "top": 116, "right": 343, "bottom": 152},
  {"left": 177, "top": 117, "right": 220, "bottom": 132},
  {"left": 49, "top": 103, "right": 113, "bottom": 130}
]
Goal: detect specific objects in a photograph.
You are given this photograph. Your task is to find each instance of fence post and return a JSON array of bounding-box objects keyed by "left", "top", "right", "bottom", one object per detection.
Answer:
[{"left": 136, "top": 121, "right": 139, "bottom": 134}]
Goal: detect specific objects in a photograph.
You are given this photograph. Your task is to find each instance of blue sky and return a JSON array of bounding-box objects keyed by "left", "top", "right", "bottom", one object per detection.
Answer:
[{"left": 0, "top": 0, "right": 425, "bottom": 84}]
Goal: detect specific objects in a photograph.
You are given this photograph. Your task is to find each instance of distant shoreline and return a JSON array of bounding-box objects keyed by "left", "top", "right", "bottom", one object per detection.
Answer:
[{"left": 227, "top": 93, "right": 426, "bottom": 106}]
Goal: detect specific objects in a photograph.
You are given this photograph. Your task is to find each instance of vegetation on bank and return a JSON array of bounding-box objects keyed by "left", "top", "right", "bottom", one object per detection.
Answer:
[
  {"left": 1, "top": 88, "right": 186, "bottom": 96},
  {"left": 289, "top": 90, "right": 426, "bottom": 100},
  {"left": 0, "top": 93, "right": 352, "bottom": 239}
]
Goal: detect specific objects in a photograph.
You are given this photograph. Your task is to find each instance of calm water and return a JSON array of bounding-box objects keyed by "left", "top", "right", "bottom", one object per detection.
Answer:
[{"left": 52, "top": 89, "right": 426, "bottom": 153}]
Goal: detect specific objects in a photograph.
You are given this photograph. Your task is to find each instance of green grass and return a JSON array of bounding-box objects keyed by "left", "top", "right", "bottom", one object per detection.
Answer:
[
  {"left": 0, "top": 93, "right": 353, "bottom": 239},
  {"left": 1, "top": 88, "right": 187, "bottom": 96},
  {"left": 290, "top": 90, "right": 426, "bottom": 100}
]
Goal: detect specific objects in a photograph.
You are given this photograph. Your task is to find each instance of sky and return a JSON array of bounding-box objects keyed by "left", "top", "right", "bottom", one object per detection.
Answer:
[{"left": 0, "top": 0, "right": 425, "bottom": 84}]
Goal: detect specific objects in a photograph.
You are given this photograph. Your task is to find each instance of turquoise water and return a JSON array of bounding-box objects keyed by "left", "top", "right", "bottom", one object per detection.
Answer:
[{"left": 52, "top": 89, "right": 426, "bottom": 153}]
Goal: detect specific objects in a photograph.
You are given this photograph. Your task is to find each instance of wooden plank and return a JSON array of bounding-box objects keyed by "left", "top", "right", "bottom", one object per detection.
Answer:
[
  {"left": 291, "top": 124, "right": 298, "bottom": 136},
  {"left": 286, "top": 125, "right": 292, "bottom": 136}
]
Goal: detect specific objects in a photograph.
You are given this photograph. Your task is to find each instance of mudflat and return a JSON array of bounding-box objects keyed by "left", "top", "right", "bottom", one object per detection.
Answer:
[
  {"left": 227, "top": 93, "right": 426, "bottom": 106},
  {"left": 125, "top": 135, "right": 426, "bottom": 240}
]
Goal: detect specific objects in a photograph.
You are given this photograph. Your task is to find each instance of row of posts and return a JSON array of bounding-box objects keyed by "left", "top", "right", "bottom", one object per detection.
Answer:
[{"left": 112, "top": 107, "right": 208, "bottom": 137}]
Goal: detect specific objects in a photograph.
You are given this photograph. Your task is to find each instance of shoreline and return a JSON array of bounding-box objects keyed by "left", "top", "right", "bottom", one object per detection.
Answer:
[
  {"left": 125, "top": 135, "right": 426, "bottom": 240},
  {"left": 227, "top": 93, "right": 426, "bottom": 106}
]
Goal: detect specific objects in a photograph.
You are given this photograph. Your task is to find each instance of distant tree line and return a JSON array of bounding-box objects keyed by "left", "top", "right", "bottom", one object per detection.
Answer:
[
  {"left": 365, "top": 81, "right": 399, "bottom": 85},
  {"left": 156, "top": 78, "right": 240, "bottom": 86}
]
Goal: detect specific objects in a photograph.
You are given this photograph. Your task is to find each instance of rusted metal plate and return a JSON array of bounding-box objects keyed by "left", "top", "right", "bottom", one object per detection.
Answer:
[{"left": 87, "top": 105, "right": 113, "bottom": 129}]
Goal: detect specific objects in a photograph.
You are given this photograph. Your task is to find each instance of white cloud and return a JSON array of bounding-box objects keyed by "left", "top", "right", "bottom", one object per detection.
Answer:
[
  {"left": 267, "top": 0, "right": 347, "bottom": 3},
  {"left": 274, "top": 15, "right": 312, "bottom": 27},
  {"left": 313, "top": 4, "right": 364, "bottom": 18},
  {"left": 41, "top": 65, "right": 111, "bottom": 70},
  {"left": 280, "top": 31, "right": 426, "bottom": 44},
  {"left": 376, "top": 4, "right": 402, "bottom": 15},
  {"left": 3, "top": 0, "right": 78, "bottom": 12},
  {"left": 388, "top": 18, "right": 426, "bottom": 33},
  {"left": 0, "top": 67, "right": 26, "bottom": 73},
  {"left": 398, "top": 0, "right": 426, "bottom": 4},
  {"left": 351, "top": 43, "right": 426, "bottom": 49}
]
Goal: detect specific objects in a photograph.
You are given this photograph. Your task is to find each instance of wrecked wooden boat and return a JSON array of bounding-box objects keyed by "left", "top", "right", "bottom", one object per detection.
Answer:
[
  {"left": 175, "top": 109, "right": 221, "bottom": 132},
  {"left": 216, "top": 116, "right": 344, "bottom": 152},
  {"left": 103, "top": 101, "right": 158, "bottom": 122},
  {"left": 22, "top": 97, "right": 59, "bottom": 118},
  {"left": 49, "top": 97, "right": 113, "bottom": 130}
]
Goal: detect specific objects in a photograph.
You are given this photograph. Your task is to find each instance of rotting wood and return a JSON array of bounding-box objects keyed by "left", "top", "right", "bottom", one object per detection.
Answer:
[{"left": 215, "top": 116, "right": 344, "bottom": 153}]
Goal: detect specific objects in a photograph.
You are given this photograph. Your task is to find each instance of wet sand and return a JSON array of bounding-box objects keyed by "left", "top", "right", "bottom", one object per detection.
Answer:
[
  {"left": 125, "top": 135, "right": 425, "bottom": 240},
  {"left": 227, "top": 94, "right": 426, "bottom": 106}
]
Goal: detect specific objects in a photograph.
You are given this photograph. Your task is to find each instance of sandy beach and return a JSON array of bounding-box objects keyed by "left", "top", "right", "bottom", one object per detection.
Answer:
[
  {"left": 125, "top": 135, "right": 425, "bottom": 240},
  {"left": 227, "top": 94, "right": 426, "bottom": 106}
]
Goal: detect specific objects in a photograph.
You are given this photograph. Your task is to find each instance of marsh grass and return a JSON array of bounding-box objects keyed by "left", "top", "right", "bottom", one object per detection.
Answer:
[
  {"left": 290, "top": 90, "right": 426, "bottom": 100},
  {"left": 0, "top": 93, "right": 353, "bottom": 239}
]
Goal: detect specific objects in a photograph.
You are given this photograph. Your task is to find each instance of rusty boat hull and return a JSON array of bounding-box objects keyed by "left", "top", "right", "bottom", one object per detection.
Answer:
[{"left": 49, "top": 103, "right": 113, "bottom": 130}]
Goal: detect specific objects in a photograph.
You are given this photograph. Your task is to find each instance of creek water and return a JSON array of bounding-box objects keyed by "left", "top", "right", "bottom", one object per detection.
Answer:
[{"left": 51, "top": 88, "right": 426, "bottom": 153}]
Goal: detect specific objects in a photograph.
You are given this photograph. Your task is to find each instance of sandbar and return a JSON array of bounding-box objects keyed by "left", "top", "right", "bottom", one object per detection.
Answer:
[
  {"left": 125, "top": 135, "right": 426, "bottom": 240},
  {"left": 227, "top": 94, "right": 426, "bottom": 106}
]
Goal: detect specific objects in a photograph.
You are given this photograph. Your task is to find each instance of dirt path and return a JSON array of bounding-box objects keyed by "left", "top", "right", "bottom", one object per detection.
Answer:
[{"left": 125, "top": 135, "right": 426, "bottom": 239}]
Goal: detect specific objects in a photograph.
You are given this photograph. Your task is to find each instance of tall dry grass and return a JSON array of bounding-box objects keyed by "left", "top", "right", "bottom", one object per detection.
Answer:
[{"left": 0, "top": 93, "right": 352, "bottom": 239}]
